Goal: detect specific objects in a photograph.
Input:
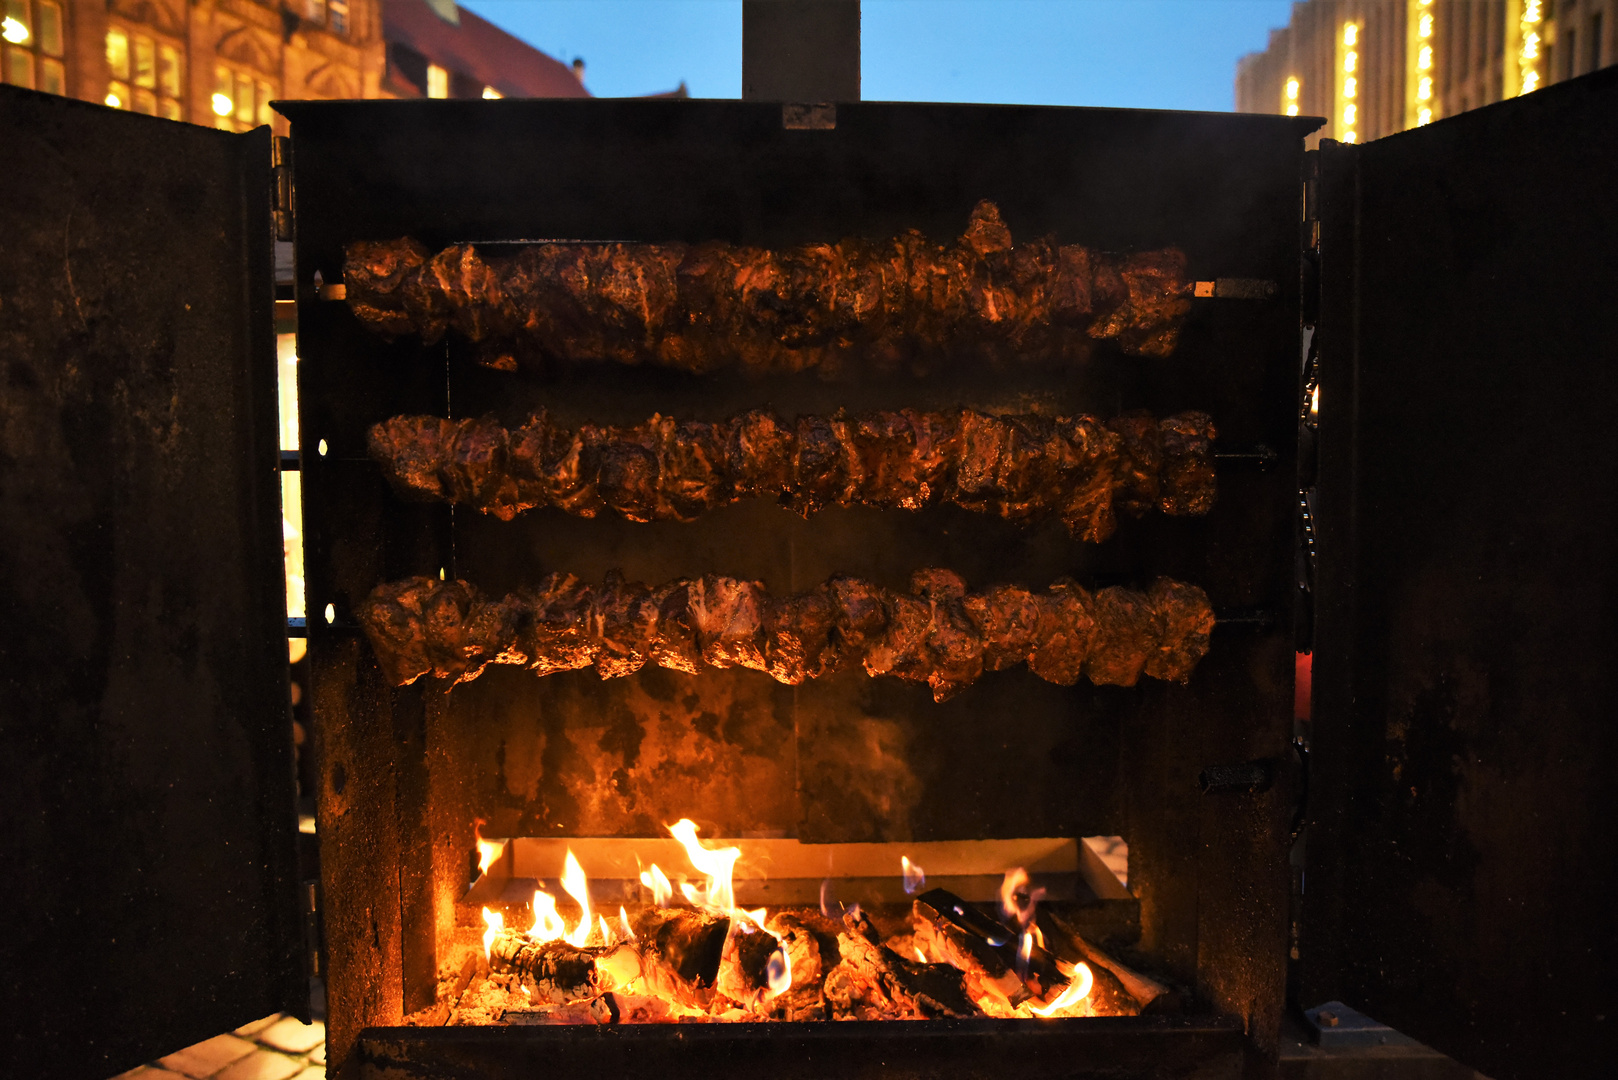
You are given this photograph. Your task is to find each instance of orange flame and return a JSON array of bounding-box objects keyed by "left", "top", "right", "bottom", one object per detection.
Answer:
[
  {"left": 1030, "top": 960, "right": 1094, "bottom": 1017},
  {"left": 640, "top": 864, "right": 673, "bottom": 906},
  {"left": 619, "top": 904, "right": 636, "bottom": 941},
  {"left": 529, "top": 889, "right": 567, "bottom": 941},
  {"left": 474, "top": 820, "right": 506, "bottom": 877},
  {"left": 667, "top": 819, "right": 792, "bottom": 1000},
  {"left": 481, "top": 906, "right": 503, "bottom": 961},
  {"left": 561, "top": 850, "right": 593, "bottom": 948},
  {"left": 668, "top": 819, "right": 741, "bottom": 914}
]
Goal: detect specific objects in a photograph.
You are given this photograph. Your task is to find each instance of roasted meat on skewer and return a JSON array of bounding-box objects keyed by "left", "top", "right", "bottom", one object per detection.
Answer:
[
  {"left": 344, "top": 201, "right": 1195, "bottom": 373},
  {"left": 366, "top": 406, "right": 1216, "bottom": 543},
  {"left": 357, "top": 569, "right": 1216, "bottom": 702}
]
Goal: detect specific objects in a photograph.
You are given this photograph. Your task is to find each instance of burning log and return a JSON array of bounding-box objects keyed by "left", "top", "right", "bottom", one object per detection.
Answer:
[
  {"left": 365, "top": 406, "right": 1217, "bottom": 542},
  {"left": 911, "top": 893, "right": 1029, "bottom": 1007},
  {"left": 822, "top": 908, "right": 981, "bottom": 1020},
  {"left": 357, "top": 568, "right": 1215, "bottom": 702},
  {"left": 1037, "top": 908, "right": 1169, "bottom": 1014},
  {"left": 344, "top": 201, "right": 1195, "bottom": 375},
  {"left": 486, "top": 930, "right": 606, "bottom": 1004},
  {"left": 716, "top": 923, "right": 782, "bottom": 1005},
  {"left": 629, "top": 907, "right": 732, "bottom": 1010}
]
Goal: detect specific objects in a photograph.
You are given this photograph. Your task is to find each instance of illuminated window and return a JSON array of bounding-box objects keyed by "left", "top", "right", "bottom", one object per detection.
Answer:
[
  {"left": 107, "top": 26, "right": 181, "bottom": 119},
  {"left": 1337, "top": 21, "right": 1361, "bottom": 143},
  {"left": 3, "top": 0, "right": 64, "bottom": 94},
  {"left": 2, "top": 0, "right": 29, "bottom": 46},
  {"left": 1283, "top": 76, "right": 1300, "bottom": 117},
  {"left": 329, "top": 0, "right": 349, "bottom": 36},
  {"left": 1407, "top": 0, "right": 1437, "bottom": 129},
  {"left": 37, "top": 0, "right": 59, "bottom": 55},
  {"left": 1518, "top": 0, "right": 1545, "bottom": 94},
  {"left": 213, "top": 62, "right": 276, "bottom": 131},
  {"left": 305, "top": 0, "right": 327, "bottom": 23},
  {"left": 427, "top": 62, "right": 448, "bottom": 98},
  {"left": 483, "top": 85, "right": 503, "bottom": 99},
  {"left": 133, "top": 33, "right": 155, "bottom": 89},
  {"left": 159, "top": 43, "right": 181, "bottom": 98}
]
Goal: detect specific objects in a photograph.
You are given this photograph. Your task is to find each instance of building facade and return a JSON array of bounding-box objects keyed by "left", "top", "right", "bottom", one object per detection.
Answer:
[
  {"left": 0, "top": 0, "right": 595, "bottom": 134},
  {"left": 1237, "top": 0, "right": 1616, "bottom": 143}
]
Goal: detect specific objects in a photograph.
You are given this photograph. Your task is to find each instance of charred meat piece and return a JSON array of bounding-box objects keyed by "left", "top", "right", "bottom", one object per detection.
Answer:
[
  {"left": 358, "top": 570, "right": 1216, "bottom": 695},
  {"left": 344, "top": 237, "right": 430, "bottom": 338},
  {"left": 1144, "top": 577, "right": 1215, "bottom": 683},
  {"left": 1158, "top": 411, "right": 1218, "bottom": 516},
  {"left": 725, "top": 408, "right": 795, "bottom": 500},
  {"left": 647, "top": 579, "right": 702, "bottom": 675},
  {"left": 1084, "top": 585, "right": 1160, "bottom": 687},
  {"left": 522, "top": 572, "right": 598, "bottom": 676},
  {"left": 762, "top": 586, "right": 839, "bottom": 685},
  {"left": 688, "top": 575, "right": 768, "bottom": 672},
  {"left": 825, "top": 576, "right": 891, "bottom": 666},
  {"left": 963, "top": 583, "right": 1045, "bottom": 673},
  {"left": 787, "top": 414, "right": 852, "bottom": 515},
  {"left": 1106, "top": 412, "right": 1164, "bottom": 519},
  {"left": 366, "top": 404, "right": 1214, "bottom": 538},
  {"left": 591, "top": 572, "right": 659, "bottom": 679},
  {"left": 1026, "top": 579, "right": 1096, "bottom": 688},
  {"left": 344, "top": 202, "right": 1197, "bottom": 374}
]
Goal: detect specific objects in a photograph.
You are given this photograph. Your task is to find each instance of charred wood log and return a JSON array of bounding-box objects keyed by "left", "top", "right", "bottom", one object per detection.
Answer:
[
  {"left": 344, "top": 201, "right": 1195, "bottom": 375},
  {"left": 357, "top": 569, "right": 1215, "bottom": 703},
  {"left": 716, "top": 923, "right": 782, "bottom": 1005},
  {"left": 912, "top": 894, "right": 1029, "bottom": 1006},
  {"left": 1037, "top": 908, "right": 1169, "bottom": 1014},
  {"left": 486, "top": 932, "right": 604, "bottom": 1004},
  {"left": 629, "top": 907, "right": 731, "bottom": 1010},
  {"left": 822, "top": 908, "right": 981, "bottom": 1020},
  {"left": 366, "top": 407, "right": 1216, "bottom": 542}
]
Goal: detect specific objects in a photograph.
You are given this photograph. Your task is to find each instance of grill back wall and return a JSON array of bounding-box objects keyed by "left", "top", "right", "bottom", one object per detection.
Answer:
[{"left": 283, "top": 99, "right": 1313, "bottom": 1070}]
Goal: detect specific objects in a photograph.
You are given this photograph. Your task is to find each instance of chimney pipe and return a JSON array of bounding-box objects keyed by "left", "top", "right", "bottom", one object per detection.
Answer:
[{"left": 742, "top": 0, "right": 860, "bottom": 102}]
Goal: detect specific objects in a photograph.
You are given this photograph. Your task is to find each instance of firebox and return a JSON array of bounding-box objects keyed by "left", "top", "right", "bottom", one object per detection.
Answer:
[{"left": 5, "top": 66, "right": 1618, "bottom": 1080}]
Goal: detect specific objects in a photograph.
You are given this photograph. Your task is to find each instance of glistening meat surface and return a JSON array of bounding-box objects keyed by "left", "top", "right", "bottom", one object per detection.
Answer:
[
  {"left": 358, "top": 568, "right": 1216, "bottom": 702},
  {"left": 367, "top": 406, "right": 1216, "bottom": 543},
  {"left": 344, "top": 201, "right": 1194, "bottom": 374}
]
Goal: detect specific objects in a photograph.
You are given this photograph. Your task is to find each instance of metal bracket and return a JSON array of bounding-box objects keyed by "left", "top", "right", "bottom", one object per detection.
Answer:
[
  {"left": 782, "top": 102, "right": 836, "bottom": 130},
  {"left": 1193, "top": 278, "right": 1278, "bottom": 300},
  {"left": 271, "top": 135, "right": 293, "bottom": 243}
]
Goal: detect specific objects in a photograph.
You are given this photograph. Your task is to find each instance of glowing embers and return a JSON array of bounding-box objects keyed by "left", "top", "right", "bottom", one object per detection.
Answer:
[{"left": 439, "top": 833, "right": 1157, "bottom": 1026}]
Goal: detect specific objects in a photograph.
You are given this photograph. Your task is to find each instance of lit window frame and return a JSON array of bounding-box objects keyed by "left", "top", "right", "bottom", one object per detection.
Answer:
[
  {"left": 1514, "top": 0, "right": 1545, "bottom": 95},
  {"left": 1336, "top": 21, "right": 1362, "bottom": 144},
  {"left": 4, "top": 0, "right": 67, "bottom": 96},
  {"left": 106, "top": 22, "right": 184, "bottom": 120},
  {"left": 1282, "top": 75, "right": 1300, "bottom": 117},
  {"left": 1407, "top": 0, "right": 1438, "bottom": 129},
  {"left": 213, "top": 59, "right": 279, "bottom": 133}
]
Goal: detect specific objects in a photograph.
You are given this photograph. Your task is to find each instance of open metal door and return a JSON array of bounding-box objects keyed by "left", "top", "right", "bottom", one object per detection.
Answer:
[
  {"left": 0, "top": 87, "right": 303, "bottom": 1079},
  {"left": 1306, "top": 68, "right": 1618, "bottom": 1079}
]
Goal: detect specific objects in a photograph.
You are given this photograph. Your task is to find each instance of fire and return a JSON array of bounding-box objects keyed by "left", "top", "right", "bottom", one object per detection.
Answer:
[
  {"left": 474, "top": 820, "right": 506, "bottom": 877},
  {"left": 640, "top": 863, "right": 673, "bottom": 906},
  {"left": 668, "top": 818, "right": 742, "bottom": 914},
  {"left": 667, "top": 818, "right": 792, "bottom": 1000},
  {"left": 619, "top": 905, "right": 636, "bottom": 940},
  {"left": 561, "top": 850, "right": 593, "bottom": 947},
  {"left": 901, "top": 855, "right": 926, "bottom": 895},
  {"left": 481, "top": 906, "right": 503, "bottom": 961},
  {"left": 1030, "top": 960, "right": 1094, "bottom": 1017},
  {"left": 529, "top": 889, "right": 567, "bottom": 941}
]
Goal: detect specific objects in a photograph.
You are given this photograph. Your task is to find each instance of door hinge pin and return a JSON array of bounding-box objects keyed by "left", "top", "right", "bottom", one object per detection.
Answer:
[{"left": 271, "top": 135, "right": 293, "bottom": 243}]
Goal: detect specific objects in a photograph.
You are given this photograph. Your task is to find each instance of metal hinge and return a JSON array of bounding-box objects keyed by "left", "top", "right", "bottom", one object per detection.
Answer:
[{"left": 272, "top": 135, "right": 293, "bottom": 242}]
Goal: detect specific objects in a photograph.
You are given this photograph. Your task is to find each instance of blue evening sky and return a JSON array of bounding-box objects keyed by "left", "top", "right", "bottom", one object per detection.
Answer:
[{"left": 458, "top": 0, "right": 1294, "bottom": 110}]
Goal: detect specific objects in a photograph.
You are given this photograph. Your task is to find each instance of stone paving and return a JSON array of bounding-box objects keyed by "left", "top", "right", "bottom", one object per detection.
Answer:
[{"left": 112, "top": 1015, "right": 325, "bottom": 1080}]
